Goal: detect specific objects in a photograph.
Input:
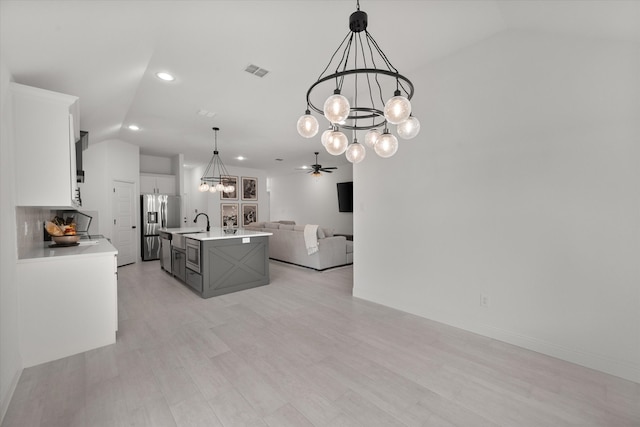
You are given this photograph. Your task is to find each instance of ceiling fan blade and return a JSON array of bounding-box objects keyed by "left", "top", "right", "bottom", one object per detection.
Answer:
[
  {"left": 320, "top": 169, "right": 334, "bottom": 173},
  {"left": 323, "top": 167, "right": 338, "bottom": 170}
]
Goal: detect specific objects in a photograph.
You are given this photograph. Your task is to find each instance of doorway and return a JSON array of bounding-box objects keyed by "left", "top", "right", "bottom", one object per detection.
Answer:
[{"left": 112, "top": 180, "right": 136, "bottom": 266}]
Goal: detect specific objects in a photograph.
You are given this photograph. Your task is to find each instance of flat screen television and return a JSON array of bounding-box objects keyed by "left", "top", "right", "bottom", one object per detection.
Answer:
[{"left": 336, "top": 182, "right": 353, "bottom": 212}]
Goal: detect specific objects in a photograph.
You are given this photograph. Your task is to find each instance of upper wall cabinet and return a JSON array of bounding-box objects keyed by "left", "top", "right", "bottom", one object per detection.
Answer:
[
  {"left": 140, "top": 173, "right": 176, "bottom": 195},
  {"left": 12, "top": 83, "right": 81, "bottom": 208}
]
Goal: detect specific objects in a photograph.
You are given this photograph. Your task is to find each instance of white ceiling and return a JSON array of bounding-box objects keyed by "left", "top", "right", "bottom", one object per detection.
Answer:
[{"left": 1, "top": 0, "right": 638, "bottom": 173}]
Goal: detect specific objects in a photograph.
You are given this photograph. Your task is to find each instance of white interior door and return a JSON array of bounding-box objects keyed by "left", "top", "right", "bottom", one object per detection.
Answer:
[{"left": 112, "top": 180, "right": 136, "bottom": 266}]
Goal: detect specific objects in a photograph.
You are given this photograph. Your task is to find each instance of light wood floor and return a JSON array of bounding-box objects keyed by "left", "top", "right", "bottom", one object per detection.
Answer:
[{"left": 3, "top": 260, "right": 639, "bottom": 426}]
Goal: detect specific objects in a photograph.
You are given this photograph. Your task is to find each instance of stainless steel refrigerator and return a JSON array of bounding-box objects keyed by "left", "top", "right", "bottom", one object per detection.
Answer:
[{"left": 141, "top": 194, "right": 181, "bottom": 261}]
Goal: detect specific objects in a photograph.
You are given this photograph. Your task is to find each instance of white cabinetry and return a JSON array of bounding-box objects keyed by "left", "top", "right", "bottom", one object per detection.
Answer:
[
  {"left": 11, "top": 83, "right": 80, "bottom": 208},
  {"left": 17, "top": 247, "right": 118, "bottom": 367},
  {"left": 140, "top": 173, "right": 176, "bottom": 195}
]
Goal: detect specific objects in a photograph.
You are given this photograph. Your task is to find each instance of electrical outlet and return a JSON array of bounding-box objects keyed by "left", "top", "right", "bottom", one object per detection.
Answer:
[{"left": 480, "top": 293, "right": 490, "bottom": 308}]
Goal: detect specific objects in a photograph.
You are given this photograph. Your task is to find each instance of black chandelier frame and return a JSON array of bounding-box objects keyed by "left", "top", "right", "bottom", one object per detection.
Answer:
[
  {"left": 200, "top": 127, "right": 234, "bottom": 187},
  {"left": 303, "top": 0, "right": 415, "bottom": 132}
]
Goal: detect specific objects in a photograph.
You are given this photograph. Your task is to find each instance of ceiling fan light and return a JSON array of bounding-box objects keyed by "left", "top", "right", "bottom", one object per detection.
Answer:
[
  {"left": 297, "top": 111, "right": 319, "bottom": 138},
  {"left": 384, "top": 95, "right": 411, "bottom": 124},
  {"left": 397, "top": 115, "right": 421, "bottom": 140},
  {"left": 323, "top": 94, "right": 350, "bottom": 124},
  {"left": 364, "top": 129, "right": 381, "bottom": 149},
  {"left": 346, "top": 142, "right": 366, "bottom": 164},
  {"left": 374, "top": 132, "right": 399, "bottom": 158},
  {"left": 325, "top": 131, "right": 348, "bottom": 155}
]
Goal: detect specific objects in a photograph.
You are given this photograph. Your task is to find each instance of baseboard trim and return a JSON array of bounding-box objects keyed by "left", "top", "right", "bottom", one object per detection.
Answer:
[
  {"left": 0, "top": 367, "right": 23, "bottom": 424},
  {"left": 270, "top": 258, "right": 353, "bottom": 272},
  {"left": 353, "top": 286, "right": 640, "bottom": 384}
]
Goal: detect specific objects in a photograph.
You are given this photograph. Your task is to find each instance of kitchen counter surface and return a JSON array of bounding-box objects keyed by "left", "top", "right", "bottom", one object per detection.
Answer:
[
  {"left": 182, "top": 227, "right": 272, "bottom": 241},
  {"left": 159, "top": 227, "right": 206, "bottom": 234},
  {"left": 18, "top": 238, "right": 117, "bottom": 262}
]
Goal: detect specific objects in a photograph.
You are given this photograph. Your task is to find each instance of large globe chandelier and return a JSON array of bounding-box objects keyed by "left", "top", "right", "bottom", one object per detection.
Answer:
[
  {"left": 297, "top": 0, "right": 420, "bottom": 164},
  {"left": 198, "top": 127, "right": 236, "bottom": 194}
]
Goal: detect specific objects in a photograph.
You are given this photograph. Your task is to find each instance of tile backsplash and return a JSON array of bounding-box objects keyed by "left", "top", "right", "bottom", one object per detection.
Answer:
[{"left": 16, "top": 206, "right": 52, "bottom": 259}]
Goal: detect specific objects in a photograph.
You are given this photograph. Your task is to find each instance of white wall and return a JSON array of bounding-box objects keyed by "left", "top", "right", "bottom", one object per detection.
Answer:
[
  {"left": 140, "top": 154, "right": 172, "bottom": 174},
  {"left": 354, "top": 30, "right": 640, "bottom": 382},
  {"left": 184, "top": 164, "right": 270, "bottom": 228},
  {"left": 269, "top": 164, "right": 353, "bottom": 234},
  {"left": 82, "top": 139, "right": 139, "bottom": 247},
  {"left": 0, "top": 58, "right": 21, "bottom": 423}
]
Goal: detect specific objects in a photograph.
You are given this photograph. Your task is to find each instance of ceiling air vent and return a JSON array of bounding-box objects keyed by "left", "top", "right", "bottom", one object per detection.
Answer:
[{"left": 245, "top": 64, "right": 269, "bottom": 78}]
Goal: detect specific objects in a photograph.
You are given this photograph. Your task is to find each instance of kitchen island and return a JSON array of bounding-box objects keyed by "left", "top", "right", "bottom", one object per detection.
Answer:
[{"left": 178, "top": 228, "right": 272, "bottom": 298}]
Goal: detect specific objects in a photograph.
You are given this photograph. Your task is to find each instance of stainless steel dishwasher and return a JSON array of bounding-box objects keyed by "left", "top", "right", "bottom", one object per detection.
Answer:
[{"left": 159, "top": 231, "right": 172, "bottom": 273}]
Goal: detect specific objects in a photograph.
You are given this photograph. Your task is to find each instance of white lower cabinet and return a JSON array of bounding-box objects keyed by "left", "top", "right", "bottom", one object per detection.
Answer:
[{"left": 17, "top": 251, "right": 118, "bottom": 367}]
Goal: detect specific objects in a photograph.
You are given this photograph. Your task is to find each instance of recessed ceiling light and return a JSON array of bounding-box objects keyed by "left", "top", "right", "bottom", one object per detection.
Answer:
[
  {"left": 236, "top": 156, "right": 245, "bottom": 161},
  {"left": 156, "top": 72, "right": 175, "bottom": 81},
  {"left": 128, "top": 125, "right": 140, "bottom": 131}
]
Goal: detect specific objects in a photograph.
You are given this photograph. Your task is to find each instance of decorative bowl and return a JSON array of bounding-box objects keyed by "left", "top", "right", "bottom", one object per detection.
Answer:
[
  {"left": 51, "top": 235, "right": 81, "bottom": 245},
  {"left": 223, "top": 228, "right": 237, "bottom": 235}
]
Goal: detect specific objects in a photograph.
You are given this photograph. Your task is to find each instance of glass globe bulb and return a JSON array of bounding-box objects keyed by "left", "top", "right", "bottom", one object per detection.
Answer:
[
  {"left": 323, "top": 94, "right": 350, "bottom": 124},
  {"left": 374, "top": 132, "right": 399, "bottom": 158},
  {"left": 199, "top": 182, "right": 209, "bottom": 192},
  {"left": 346, "top": 142, "right": 366, "bottom": 164},
  {"left": 397, "top": 116, "right": 420, "bottom": 140},
  {"left": 226, "top": 185, "right": 235, "bottom": 193},
  {"left": 384, "top": 95, "right": 411, "bottom": 124},
  {"left": 321, "top": 129, "right": 333, "bottom": 147},
  {"left": 297, "top": 112, "right": 319, "bottom": 138},
  {"left": 364, "top": 129, "right": 381, "bottom": 149},
  {"left": 209, "top": 185, "right": 217, "bottom": 193},
  {"left": 215, "top": 182, "right": 225, "bottom": 192},
  {"left": 325, "top": 131, "right": 348, "bottom": 155}
]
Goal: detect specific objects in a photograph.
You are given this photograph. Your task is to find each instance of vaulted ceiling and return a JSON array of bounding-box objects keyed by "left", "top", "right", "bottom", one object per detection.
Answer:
[{"left": 2, "top": 0, "right": 638, "bottom": 173}]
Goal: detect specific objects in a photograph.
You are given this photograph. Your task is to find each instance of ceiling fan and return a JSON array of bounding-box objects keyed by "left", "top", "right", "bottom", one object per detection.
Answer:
[{"left": 297, "top": 152, "right": 337, "bottom": 177}]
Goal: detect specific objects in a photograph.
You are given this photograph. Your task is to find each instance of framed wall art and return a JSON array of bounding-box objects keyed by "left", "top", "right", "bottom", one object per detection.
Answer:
[
  {"left": 242, "top": 203, "right": 258, "bottom": 227},
  {"left": 241, "top": 176, "right": 258, "bottom": 201},
  {"left": 220, "top": 203, "right": 239, "bottom": 228},
  {"left": 220, "top": 176, "right": 238, "bottom": 200}
]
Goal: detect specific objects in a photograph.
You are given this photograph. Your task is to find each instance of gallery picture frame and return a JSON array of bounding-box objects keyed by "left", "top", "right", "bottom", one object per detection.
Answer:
[
  {"left": 220, "top": 175, "right": 238, "bottom": 200},
  {"left": 241, "top": 176, "right": 258, "bottom": 201},
  {"left": 220, "top": 203, "right": 239, "bottom": 228},
  {"left": 242, "top": 203, "right": 258, "bottom": 227}
]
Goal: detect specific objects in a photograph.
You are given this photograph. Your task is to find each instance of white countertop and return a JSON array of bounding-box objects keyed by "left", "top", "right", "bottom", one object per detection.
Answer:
[
  {"left": 159, "top": 227, "right": 206, "bottom": 234},
  {"left": 182, "top": 227, "right": 273, "bottom": 241},
  {"left": 18, "top": 238, "right": 117, "bottom": 262}
]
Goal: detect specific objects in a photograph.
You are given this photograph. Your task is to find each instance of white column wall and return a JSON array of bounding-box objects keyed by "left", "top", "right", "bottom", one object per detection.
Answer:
[
  {"left": 354, "top": 30, "right": 640, "bottom": 382},
  {"left": 0, "top": 57, "right": 21, "bottom": 423}
]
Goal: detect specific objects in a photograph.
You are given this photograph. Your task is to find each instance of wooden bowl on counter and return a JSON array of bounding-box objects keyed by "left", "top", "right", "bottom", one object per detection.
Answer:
[{"left": 51, "top": 235, "right": 81, "bottom": 245}]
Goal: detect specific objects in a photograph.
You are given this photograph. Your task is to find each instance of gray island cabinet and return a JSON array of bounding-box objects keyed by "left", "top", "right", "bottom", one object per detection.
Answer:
[{"left": 181, "top": 228, "right": 273, "bottom": 298}]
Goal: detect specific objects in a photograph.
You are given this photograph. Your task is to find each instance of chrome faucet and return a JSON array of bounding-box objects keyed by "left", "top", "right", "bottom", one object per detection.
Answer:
[{"left": 193, "top": 212, "right": 210, "bottom": 231}]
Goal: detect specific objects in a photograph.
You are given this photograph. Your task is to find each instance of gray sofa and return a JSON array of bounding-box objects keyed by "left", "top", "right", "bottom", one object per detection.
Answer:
[{"left": 244, "top": 221, "right": 353, "bottom": 270}]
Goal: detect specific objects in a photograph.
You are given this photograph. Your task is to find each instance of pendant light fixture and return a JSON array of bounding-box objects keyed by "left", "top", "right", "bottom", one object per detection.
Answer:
[
  {"left": 198, "top": 127, "right": 236, "bottom": 193},
  {"left": 297, "top": 0, "right": 420, "bottom": 163}
]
